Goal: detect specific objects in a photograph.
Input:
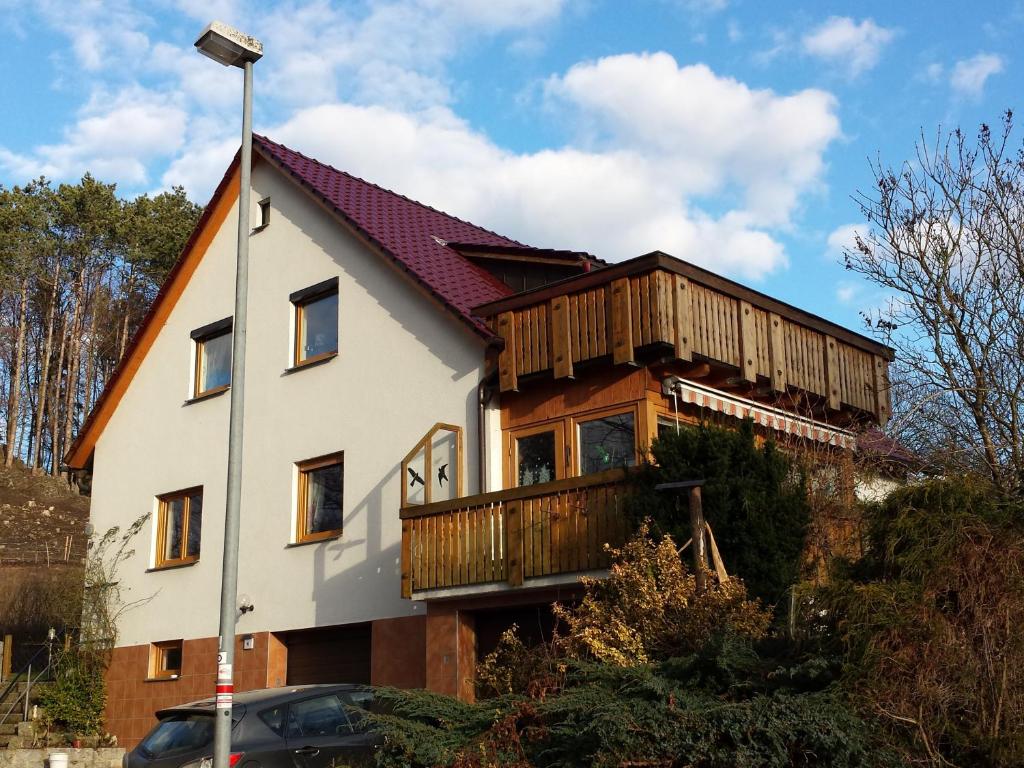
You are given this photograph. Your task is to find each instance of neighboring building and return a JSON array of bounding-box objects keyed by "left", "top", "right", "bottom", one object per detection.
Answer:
[{"left": 65, "top": 136, "right": 893, "bottom": 746}]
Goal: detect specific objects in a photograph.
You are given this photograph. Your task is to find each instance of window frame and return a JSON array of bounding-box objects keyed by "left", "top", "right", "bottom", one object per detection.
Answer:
[
  {"left": 573, "top": 406, "right": 640, "bottom": 476},
  {"left": 507, "top": 422, "right": 566, "bottom": 488},
  {"left": 295, "top": 451, "right": 345, "bottom": 544},
  {"left": 254, "top": 197, "right": 271, "bottom": 231},
  {"left": 191, "top": 317, "right": 233, "bottom": 398},
  {"left": 291, "top": 277, "right": 339, "bottom": 368},
  {"left": 155, "top": 487, "right": 203, "bottom": 568},
  {"left": 149, "top": 639, "right": 183, "bottom": 680}
]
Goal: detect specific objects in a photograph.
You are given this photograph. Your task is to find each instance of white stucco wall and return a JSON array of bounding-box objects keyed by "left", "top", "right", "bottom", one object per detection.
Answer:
[{"left": 89, "top": 160, "right": 489, "bottom": 648}]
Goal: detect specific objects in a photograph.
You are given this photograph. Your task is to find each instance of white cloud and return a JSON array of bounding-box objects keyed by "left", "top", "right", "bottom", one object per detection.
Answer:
[
  {"left": 3, "top": 5, "right": 841, "bottom": 283},
  {"left": 0, "top": 87, "right": 186, "bottom": 186},
  {"left": 835, "top": 282, "right": 859, "bottom": 304},
  {"left": 255, "top": 53, "right": 840, "bottom": 280},
  {"left": 950, "top": 53, "right": 1004, "bottom": 99},
  {"left": 825, "top": 222, "right": 868, "bottom": 262},
  {"left": 802, "top": 16, "right": 895, "bottom": 77}
]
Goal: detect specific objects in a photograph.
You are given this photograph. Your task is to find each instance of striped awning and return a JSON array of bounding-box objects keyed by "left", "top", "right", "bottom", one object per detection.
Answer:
[{"left": 668, "top": 379, "right": 856, "bottom": 449}]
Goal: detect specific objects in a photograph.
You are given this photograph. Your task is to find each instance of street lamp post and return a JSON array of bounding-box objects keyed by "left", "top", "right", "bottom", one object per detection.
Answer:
[{"left": 193, "top": 21, "right": 263, "bottom": 768}]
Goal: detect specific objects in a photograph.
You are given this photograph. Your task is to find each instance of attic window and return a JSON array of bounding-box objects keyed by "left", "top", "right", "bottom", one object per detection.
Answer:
[
  {"left": 254, "top": 197, "right": 271, "bottom": 231},
  {"left": 291, "top": 277, "right": 339, "bottom": 366},
  {"left": 191, "top": 317, "right": 233, "bottom": 397}
]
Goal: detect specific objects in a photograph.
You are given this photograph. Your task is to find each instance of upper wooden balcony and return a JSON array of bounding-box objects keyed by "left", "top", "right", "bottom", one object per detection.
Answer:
[{"left": 475, "top": 252, "right": 894, "bottom": 427}]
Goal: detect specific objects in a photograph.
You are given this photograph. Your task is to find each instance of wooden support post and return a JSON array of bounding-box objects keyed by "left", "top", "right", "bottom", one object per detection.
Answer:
[
  {"left": 400, "top": 520, "right": 412, "bottom": 598},
  {"left": 1, "top": 635, "right": 11, "bottom": 682},
  {"left": 689, "top": 487, "right": 708, "bottom": 594},
  {"left": 672, "top": 274, "right": 693, "bottom": 362},
  {"left": 497, "top": 311, "right": 518, "bottom": 392},
  {"left": 550, "top": 295, "right": 574, "bottom": 380},
  {"left": 768, "top": 312, "right": 787, "bottom": 393},
  {"left": 873, "top": 355, "right": 891, "bottom": 428},
  {"left": 824, "top": 335, "right": 841, "bottom": 411},
  {"left": 738, "top": 300, "right": 757, "bottom": 383},
  {"left": 506, "top": 500, "right": 524, "bottom": 586},
  {"left": 611, "top": 277, "right": 635, "bottom": 365}
]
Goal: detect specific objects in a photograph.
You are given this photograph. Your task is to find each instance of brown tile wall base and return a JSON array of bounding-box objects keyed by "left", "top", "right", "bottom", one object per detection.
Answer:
[
  {"left": 370, "top": 615, "right": 426, "bottom": 689},
  {"left": 424, "top": 605, "right": 476, "bottom": 702},
  {"left": 104, "top": 632, "right": 282, "bottom": 749}
]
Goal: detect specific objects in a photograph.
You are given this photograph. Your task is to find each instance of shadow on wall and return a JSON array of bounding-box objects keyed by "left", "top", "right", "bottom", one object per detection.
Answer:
[{"left": 310, "top": 461, "right": 413, "bottom": 628}]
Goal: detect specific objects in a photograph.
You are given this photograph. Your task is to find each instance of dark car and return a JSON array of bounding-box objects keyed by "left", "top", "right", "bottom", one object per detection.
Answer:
[{"left": 124, "top": 685, "right": 378, "bottom": 768}]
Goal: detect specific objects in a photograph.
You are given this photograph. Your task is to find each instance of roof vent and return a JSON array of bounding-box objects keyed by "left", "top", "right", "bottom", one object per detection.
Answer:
[{"left": 431, "top": 235, "right": 448, "bottom": 247}]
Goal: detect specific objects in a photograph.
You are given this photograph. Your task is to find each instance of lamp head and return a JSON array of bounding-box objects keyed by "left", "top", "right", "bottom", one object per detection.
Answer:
[{"left": 194, "top": 21, "right": 263, "bottom": 67}]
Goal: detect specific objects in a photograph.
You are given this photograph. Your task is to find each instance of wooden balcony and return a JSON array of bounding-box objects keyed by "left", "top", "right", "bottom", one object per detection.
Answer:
[
  {"left": 475, "top": 252, "right": 894, "bottom": 427},
  {"left": 400, "top": 469, "right": 630, "bottom": 598}
]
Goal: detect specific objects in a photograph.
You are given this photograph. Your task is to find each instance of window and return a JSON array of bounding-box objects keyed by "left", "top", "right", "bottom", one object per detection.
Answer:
[
  {"left": 149, "top": 640, "right": 183, "bottom": 680},
  {"left": 578, "top": 412, "right": 637, "bottom": 475},
  {"left": 291, "top": 277, "right": 339, "bottom": 366},
  {"left": 286, "top": 693, "right": 355, "bottom": 737},
  {"left": 511, "top": 423, "right": 564, "bottom": 487},
  {"left": 156, "top": 488, "right": 203, "bottom": 567},
  {"left": 256, "top": 197, "right": 271, "bottom": 230},
  {"left": 138, "top": 712, "right": 212, "bottom": 756},
  {"left": 191, "top": 317, "right": 232, "bottom": 397},
  {"left": 296, "top": 453, "right": 343, "bottom": 542}
]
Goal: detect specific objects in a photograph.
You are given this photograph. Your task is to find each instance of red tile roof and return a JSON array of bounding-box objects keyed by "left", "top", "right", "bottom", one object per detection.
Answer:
[{"left": 254, "top": 135, "right": 520, "bottom": 339}]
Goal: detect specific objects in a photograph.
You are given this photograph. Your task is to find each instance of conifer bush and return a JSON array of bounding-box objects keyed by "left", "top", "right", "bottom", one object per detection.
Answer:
[{"left": 627, "top": 421, "right": 811, "bottom": 607}]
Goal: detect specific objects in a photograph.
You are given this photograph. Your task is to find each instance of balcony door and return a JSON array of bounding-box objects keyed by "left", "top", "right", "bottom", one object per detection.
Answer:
[{"left": 508, "top": 423, "right": 566, "bottom": 488}]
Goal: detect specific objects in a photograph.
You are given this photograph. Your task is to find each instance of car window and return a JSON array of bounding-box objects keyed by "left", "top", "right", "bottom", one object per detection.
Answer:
[
  {"left": 139, "top": 715, "right": 214, "bottom": 758},
  {"left": 258, "top": 705, "right": 287, "bottom": 736},
  {"left": 287, "top": 694, "right": 353, "bottom": 738}
]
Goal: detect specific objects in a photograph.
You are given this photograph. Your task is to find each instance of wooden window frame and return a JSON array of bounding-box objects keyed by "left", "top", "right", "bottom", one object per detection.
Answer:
[
  {"left": 505, "top": 421, "right": 566, "bottom": 488},
  {"left": 572, "top": 405, "right": 641, "bottom": 477},
  {"left": 149, "top": 639, "right": 183, "bottom": 680},
  {"left": 400, "top": 423, "right": 464, "bottom": 507},
  {"left": 291, "top": 278, "right": 339, "bottom": 368},
  {"left": 155, "top": 487, "right": 203, "bottom": 568},
  {"left": 192, "top": 318, "right": 232, "bottom": 398},
  {"left": 296, "top": 452, "right": 344, "bottom": 544}
]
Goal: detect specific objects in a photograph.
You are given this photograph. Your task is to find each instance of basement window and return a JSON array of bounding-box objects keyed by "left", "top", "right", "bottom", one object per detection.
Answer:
[
  {"left": 150, "top": 640, "right": 183, "bottom": 679},
  {"left": 291, "top": 277, "right": 339, "bottom": 366},
  {"left": 156, "top": 487, "right": 203, "bottom": 567},
  {"left": 191, "top": 317, "right": 232, "bottom": 397},
  {"left": 296, "top": 452, "right": 344, "bottom": 543}
]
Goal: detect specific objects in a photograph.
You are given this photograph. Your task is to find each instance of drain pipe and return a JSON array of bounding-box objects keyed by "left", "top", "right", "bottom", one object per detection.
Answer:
[{"left": 477, "top": 376, "right": 496, "bottom": 493}]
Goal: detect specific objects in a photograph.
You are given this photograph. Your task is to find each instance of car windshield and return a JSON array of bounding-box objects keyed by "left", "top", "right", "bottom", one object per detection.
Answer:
[{"left": 139, "top": 714, "right": 214, "bottom": 758}]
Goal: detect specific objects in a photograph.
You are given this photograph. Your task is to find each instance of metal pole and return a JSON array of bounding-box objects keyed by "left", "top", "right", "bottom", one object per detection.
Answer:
[
  {"left": 689, "top": 486, "right": 707, "bottom": 594},
  {"left": 213, "top": 57, "right": 253, "bottom": 768}
]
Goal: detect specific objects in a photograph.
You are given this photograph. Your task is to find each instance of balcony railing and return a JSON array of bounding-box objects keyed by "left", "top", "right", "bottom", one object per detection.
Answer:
[
  {"left": 400, "top": 469, "right": 630, "bottom": 597},
  {"left": 474, "top": 253, "right": 894, "bottom": 427}
]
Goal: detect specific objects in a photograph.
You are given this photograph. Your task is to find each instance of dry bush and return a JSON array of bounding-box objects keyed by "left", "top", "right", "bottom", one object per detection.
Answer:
[
  {"left": 477, "top": 525, "right": 771, "bottom": 698},
  {"left": 817, "top": 479, "right": 1024, "bottom": 765}
]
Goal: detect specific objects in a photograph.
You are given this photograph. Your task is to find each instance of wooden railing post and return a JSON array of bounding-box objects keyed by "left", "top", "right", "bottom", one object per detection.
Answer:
[
  {"left": 610, "top": 278, "right": 634, "bottom": 365},
  {"left": 768, "top": 312, "right": 787, "bottom": 393},
  {"left": 400, "top": 520, "right": 412, "bottom": 598},
  {"left": 1, "top": 634, "right": 12, "bottom": 682},
  {"left": 507, "top": 500, "right": 524, "bottom": 586}
]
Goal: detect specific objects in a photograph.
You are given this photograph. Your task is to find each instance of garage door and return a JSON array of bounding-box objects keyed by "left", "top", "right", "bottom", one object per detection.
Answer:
[{"left": 284, "top": 623, "right": 371, "bottom": 685}]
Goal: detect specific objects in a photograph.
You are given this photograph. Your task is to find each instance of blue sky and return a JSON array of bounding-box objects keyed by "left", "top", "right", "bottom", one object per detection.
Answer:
[{"left": 0, "top": 1, "right": 1020, "bottom": 333}]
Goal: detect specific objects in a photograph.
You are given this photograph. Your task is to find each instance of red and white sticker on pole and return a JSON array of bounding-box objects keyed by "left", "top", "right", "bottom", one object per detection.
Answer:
[{"left": 216, "top": 652, "right": 233, "bottom": 710}]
